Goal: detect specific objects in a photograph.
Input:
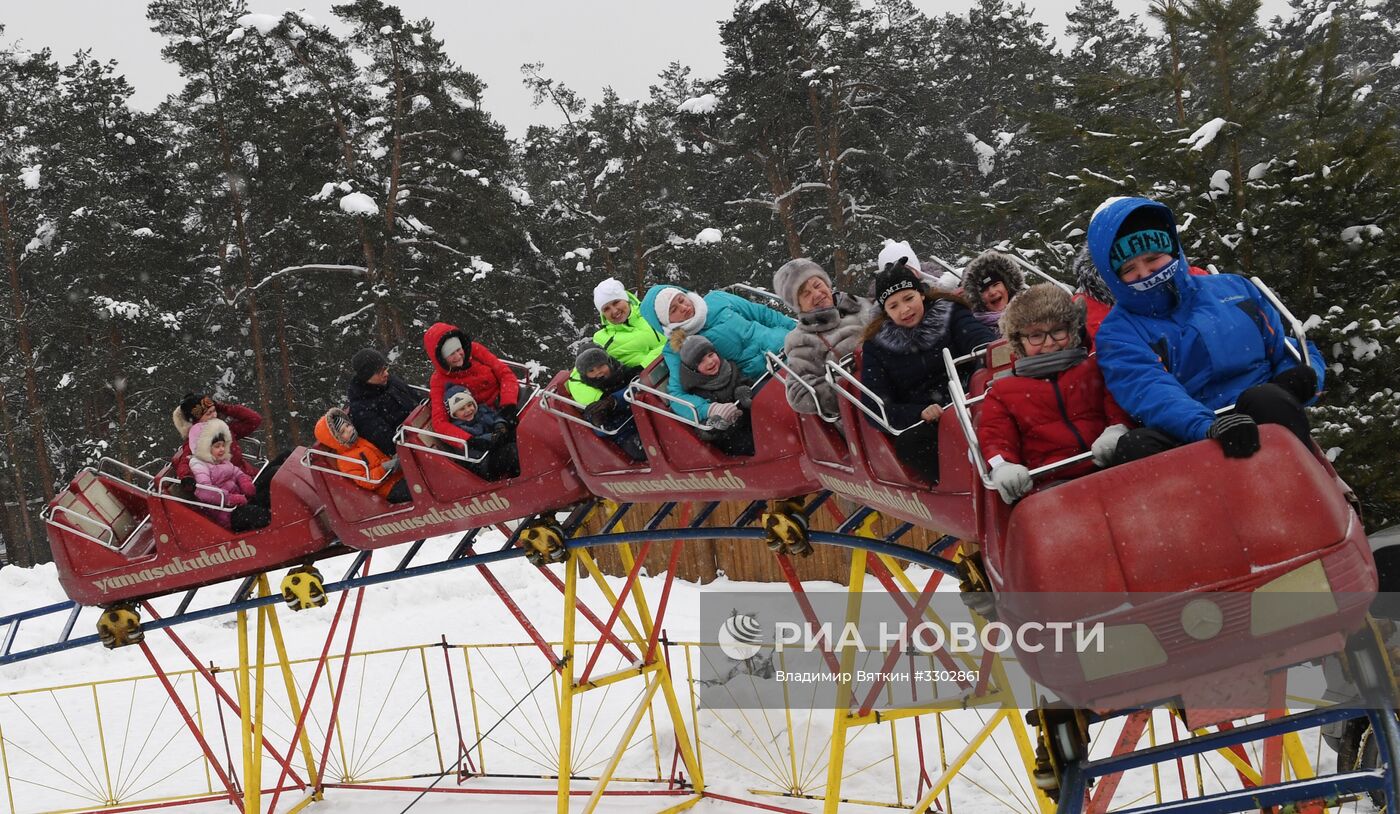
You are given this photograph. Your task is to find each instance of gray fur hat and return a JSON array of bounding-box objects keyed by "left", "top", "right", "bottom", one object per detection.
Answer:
[
  {"left": 679, "top": 334, "right": 717, "bottom": 371},
  {"left": 962, "top": 250, "right": 1026, "bottom": 313},
  {"left": 998, "top": 284, "right": 1084, "bottom": 357},
  {"left": 1072, "top": 246, "right": 1114, "bottom": 305},
  {"left": 772, "top": 258, "right": 830, "bottom": 311}
]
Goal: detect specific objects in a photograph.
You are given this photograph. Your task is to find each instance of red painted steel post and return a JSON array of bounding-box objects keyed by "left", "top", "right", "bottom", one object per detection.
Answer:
[
  {"left": 137, "top": 641, "right": 242, "bottom": 807},
  {"left": 142, "top": 602, "right": 307, "bottom": 789}
]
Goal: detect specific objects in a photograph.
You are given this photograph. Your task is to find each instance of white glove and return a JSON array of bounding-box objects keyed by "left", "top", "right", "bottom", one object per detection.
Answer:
[
  {"left": 1091, "top": 424, "right": 1129, "bottom": 468},
  {"left": 990, "top": 462, "right": 1033, "bottom": 505},
  {"left": 707, "top": 401, "right": 741, "bottom": 427},
  {"left": 382, "top": 456, "right": 401, "bottom": 474}
]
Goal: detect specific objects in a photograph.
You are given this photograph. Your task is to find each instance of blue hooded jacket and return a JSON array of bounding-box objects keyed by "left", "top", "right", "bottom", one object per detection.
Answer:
[
  {"left": 1088, "top": 197, "right": 1325, "bottom": 443},
  {"left": 639, "top": 285, "right": 795, "bottom": 421}
]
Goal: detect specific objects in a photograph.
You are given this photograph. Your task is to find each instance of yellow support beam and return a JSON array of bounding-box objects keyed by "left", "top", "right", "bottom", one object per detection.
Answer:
[
  {"left": 265, "top": 589, "right": 321, "bottom": 792},
  {"left": 583, "top": 672, "right": 664, "bottom": 813},
  {"left": 236, "top": 606, "right": 252, "bottom": 814},
  {"left": 558, "top": 551, "right": 579, "bottom": 814},
  {"left": 823, "top": 547, "right": 868, "bottom": 814}
]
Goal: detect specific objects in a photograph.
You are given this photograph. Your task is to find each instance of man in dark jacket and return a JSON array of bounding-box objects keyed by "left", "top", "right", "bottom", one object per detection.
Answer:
[{"left": 346, "top": 348, "right": 422, "bottom": 455}]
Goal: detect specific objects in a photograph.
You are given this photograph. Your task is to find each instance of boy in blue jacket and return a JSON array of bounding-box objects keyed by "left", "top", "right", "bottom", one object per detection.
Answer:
[{"left": 1088, "top": 197, "right": 1325, "bottom": 462}]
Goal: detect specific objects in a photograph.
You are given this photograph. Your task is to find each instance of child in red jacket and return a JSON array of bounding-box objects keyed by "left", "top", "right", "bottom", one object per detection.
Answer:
[{"left": 976, "top": 284, "right": 1133, "bottom": 504}]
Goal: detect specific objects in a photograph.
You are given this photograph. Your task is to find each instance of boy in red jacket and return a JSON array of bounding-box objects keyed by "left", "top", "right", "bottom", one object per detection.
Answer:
[{"left": 976, "top": 284, "right": 1133, "bottom": 504}]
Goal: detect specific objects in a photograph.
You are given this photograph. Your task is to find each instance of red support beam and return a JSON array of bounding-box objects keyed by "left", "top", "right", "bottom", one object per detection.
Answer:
[
  {"left": 137, "top": 641, "right": 241, "bottom": 807},
  {"left": 266, "top": 575, "right": 361, "bottom": 813},
  {"left": 773, "top": 553, "right": 843, "bottom": 676},
  {"left": 315, "top": 557, "right": 373, "bottom": 794},
  {"left": 437, "top": 635, "right": 477, "bottom": 778},
  {"left": 142, "top": 603, "right": 307, "bottom": 790},
  {"left": 577, "top": 538, "right": 655, "bottom": 685}
]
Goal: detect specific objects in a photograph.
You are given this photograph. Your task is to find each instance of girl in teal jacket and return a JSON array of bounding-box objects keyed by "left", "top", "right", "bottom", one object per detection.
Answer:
[{"left": 639, "top": 284, "right": 795, "bottom": 422}]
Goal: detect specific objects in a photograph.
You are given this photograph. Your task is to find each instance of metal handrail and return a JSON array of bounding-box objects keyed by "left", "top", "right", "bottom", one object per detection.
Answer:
[
  {"left": 942, "top": 347, "right": 996, "bottom": 488},
  {"left": 394, "top": 422, "right": 489, "bottom": 465},
  {"left": 623, "top": 380, "right": 708, "bottom": 430},
  {"left": 536, "top": 388, "right": 635, "bottom": 436},
  {"left": 154, "top": 477, "right": 237, "bottom": 512},
  {"left": 299, "top": 447, "right": 392, "bottom": 485},
  {"left": 96, "top": 457, "right": 155, "bottom": 492},
  {"left": 239, "top": 436, "right": 266, "bottom": 462},
  {"left": 1004, "top": 253, "right": 1074, "bottom": 293},
  {"left": 724, "top": 283, "right": 792, "bottom": 312},
  {"left": 765, "top": 352, "right": 841, "bottom": 423},
  {"left": 43, "top": 504, "right": 119, "bottom": 550},
  {"left": 1250, "top": 277, "right": 1308, "bottom": 365},
  {"left": 823, "top": 359, "right": 927, "bottom": 436}
]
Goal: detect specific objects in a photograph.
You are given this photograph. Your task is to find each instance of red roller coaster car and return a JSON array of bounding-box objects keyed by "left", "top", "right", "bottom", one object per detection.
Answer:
[
  {"left": 783, "top": 348, "right": 981, "bottom": 540},
  {"left": 44, "top": 452, "right": 336, "bottom": 630},
  {"left": 940, "top": 289, "right": 1376, "bottom": 718},
  {"left": 537, "top": 357, "right": 819, "bottom": 503},
  {"left": 313, "top": 370, "right": 592, "bottom": 552}
]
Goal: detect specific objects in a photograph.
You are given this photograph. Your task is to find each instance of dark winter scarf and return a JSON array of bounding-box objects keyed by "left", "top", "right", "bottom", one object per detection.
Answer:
[
  {"left": 680, "top": 356, "right": 745, "bottom": 402},
  {"left": 871, "top": 298, "right": 955, "bottom": 355},
  {"left": 1012, "top": 347, "right": 1089, "bottom": 379}
]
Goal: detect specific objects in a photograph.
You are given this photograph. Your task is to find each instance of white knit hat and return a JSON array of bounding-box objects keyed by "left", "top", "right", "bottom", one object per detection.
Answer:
[
  {"left": 652, "top": 287, "right": 683, "bottom": 328},
  {"left": 593, "top": 277, "right": 628, "bottom": 311},
  {"left": 877, "top": 239, "right": 922, "bottom": 275}
]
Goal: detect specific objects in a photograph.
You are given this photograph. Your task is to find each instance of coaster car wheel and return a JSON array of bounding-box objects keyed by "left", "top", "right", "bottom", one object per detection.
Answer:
[
  {"left": 763, "top": 498, "right": 811, "bottom": 558},
  {"left": 520, "top": 519, "right": 568, "bottom": 566},
  {"left": 281, "top": 565, "right": 327, "bottom": 611},
  {"left": 1026, "top": 704, "right": 1089, "bottom": 801},
  {"left": 97, "top": 602, "right": 144, "bottom": 649},
  {"left": 956, "top": 551, "right": 997, "bottom": 622}
]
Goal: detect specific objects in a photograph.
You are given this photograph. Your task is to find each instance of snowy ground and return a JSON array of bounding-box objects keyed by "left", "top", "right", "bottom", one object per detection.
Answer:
[{"left": 0, "top": 532, "right": 1352, "bottom": 814}]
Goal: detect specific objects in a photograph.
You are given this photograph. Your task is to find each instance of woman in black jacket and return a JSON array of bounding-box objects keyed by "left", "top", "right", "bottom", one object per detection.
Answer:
[
  {"left": 859, "top": 259, "right": 995, "bottom": 483},
  {"left": 346, "top": 348, "right": 422, "bottom": 455}
]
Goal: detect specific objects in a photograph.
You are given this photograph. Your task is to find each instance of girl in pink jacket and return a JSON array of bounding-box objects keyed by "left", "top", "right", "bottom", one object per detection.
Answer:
[{"left": 187, "top": 419, "right": 257, "bottom": 529}]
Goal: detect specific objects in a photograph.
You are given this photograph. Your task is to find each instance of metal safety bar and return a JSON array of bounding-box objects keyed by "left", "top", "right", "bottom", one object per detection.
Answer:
[
  {"left": 1251, "top": 277, "right": 1308, "bottom": 364},
  {"left": 765, "top": 352, "right": 840, "bottom": 423},
  {"left": 723, "top": 282, "right": 792, "bottom": 311},
  {"left": 1004, "top": 253, "right": 1074, "bottom": 293},
  {"left": 299, "top": 447, "right": 392, "bottom": 485},
  {"left": 535, "top": 388, "right": 635, "bottom": 436},
  {"left": 155, "top": 477, "right": 236, "bottom": 512},
  {"left": 394, "top": 422, "right": 489, "bottom": 465},
  {"left": 823, "top": 346, "right": 985, "bottom": 436},
  {"left": 942, "top": 347, "right": 997, "bottom": 489},
  {"left": 42, "top": 504, "right": 119, "bottom": 549},
  {"left": 823, "top": 359, "right": 925, "bottom": 435},
  {"left": 623, "top": 379, "right": 707, "bottom": 429},
  {"left": 96, "top": 457, "right": 156, "bottom": 491}
]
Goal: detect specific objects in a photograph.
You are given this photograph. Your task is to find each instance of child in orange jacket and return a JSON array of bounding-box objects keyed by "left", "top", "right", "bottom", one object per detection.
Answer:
[{"left": 314, "top": 409, "right": 412, "bottom": 504}]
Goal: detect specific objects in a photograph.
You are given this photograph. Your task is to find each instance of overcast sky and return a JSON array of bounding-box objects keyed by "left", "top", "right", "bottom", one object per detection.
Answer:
[{"left": 3, "top": 0, "right": 1296, "bottom": 136}]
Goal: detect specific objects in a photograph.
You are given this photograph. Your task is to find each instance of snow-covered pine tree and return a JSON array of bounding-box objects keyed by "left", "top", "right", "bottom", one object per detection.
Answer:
[
  {"left": 0, "top": 34, "right": 61, "bottom": 563},
  {"left": 333, "top": 0, "right": 549, "bottom": 371}
]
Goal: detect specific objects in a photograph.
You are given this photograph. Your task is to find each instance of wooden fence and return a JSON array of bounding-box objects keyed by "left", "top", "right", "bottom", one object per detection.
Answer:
[{"left": 581, "top": 496, "right": 950, "bottom": 585}]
